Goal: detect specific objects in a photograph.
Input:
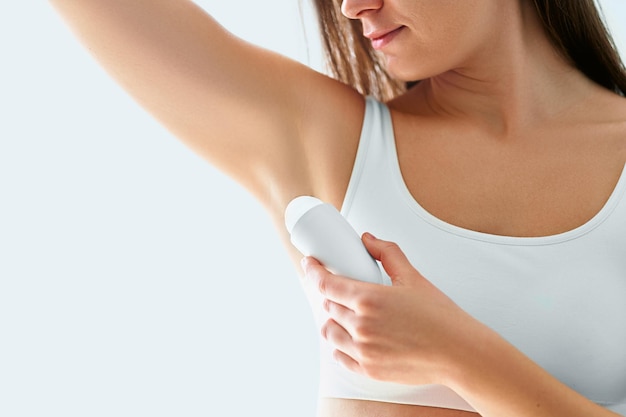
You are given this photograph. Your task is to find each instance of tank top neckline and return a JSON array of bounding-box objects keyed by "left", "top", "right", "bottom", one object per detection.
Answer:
[{"left": 376, "top": 99, "right": 626, "bottom": 246}]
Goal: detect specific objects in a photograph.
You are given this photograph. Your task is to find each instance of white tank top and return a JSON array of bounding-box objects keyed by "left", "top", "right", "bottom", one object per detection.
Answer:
[{"left": 306, "top": 97, "right": 626, "bottom": 415}]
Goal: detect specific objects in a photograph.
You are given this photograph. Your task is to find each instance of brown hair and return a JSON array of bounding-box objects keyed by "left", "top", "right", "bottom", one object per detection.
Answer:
[{"left": 313, "top": 0, "right": 626, "bottom": 101}]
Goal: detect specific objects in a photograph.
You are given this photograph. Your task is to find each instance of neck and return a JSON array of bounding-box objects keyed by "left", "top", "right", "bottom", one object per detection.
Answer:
[{"left": 405, "top": 2, "right": 597, "bottom": 139}]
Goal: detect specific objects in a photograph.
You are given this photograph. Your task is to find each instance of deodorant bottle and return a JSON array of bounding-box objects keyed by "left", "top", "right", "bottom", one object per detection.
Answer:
[{"left": 285, "top": 196, "right": 384, "bottom": 285}]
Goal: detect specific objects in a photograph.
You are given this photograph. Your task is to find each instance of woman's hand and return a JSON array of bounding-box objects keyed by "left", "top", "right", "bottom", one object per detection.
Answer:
[
  {"left": 301, "top": 233, "right": 489, "bottom": 387},
  {"left": 302, "top": 233, "right": 624, "bottom": 417}
]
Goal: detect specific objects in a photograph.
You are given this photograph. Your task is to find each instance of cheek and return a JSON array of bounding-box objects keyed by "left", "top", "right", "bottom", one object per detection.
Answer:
[
  {"left": 384, "top": 5, "right": 496, "bottom": 81},
  {"left": 382, "top": 28, "right": 465, "bottom": 81}
]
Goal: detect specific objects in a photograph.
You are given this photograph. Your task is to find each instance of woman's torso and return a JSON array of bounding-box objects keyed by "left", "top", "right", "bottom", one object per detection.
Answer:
[{"left": 276, "top": 88, "right": 626, "bottom": 417}]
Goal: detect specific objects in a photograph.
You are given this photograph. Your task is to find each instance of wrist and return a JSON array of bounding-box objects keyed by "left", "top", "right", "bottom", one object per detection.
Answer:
[
  {"left": 418, "top": 306, "right": 500, "bottom": 391},
  {"left": 438, "top": 319, "right": 503, "bottom": 391},
  {"left": 440, "top": 325, "right": 617, "bottom": 417}
]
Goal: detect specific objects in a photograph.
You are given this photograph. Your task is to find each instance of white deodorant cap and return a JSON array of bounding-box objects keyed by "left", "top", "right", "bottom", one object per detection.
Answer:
[
  {"left": 284, "top": 195, "right": 384, "bottom": 284},
  {"left": 284, "top": 196, "right": 324, "bottom": 234}
]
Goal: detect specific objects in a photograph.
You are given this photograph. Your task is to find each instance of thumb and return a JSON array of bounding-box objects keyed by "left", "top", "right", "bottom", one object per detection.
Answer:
[{"left": 362, "top": 233, "right": 419, "bottom": 286}]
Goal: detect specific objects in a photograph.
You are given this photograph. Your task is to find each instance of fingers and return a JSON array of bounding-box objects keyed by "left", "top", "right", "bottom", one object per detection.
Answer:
[
  {"left": 362, "top": 233, "right": 418, "bottom": 286},
  {"left": 324, "top": 297, "right": 354, "bottom": 322},
  {"left": 332, "top": 349, "right": 361, "bottom": 374},
  {"left": 321, "top": 319, "right": 354, "bottom": 356},
  {"left": 322, "top": 317, "right": 363, "bottom": 373},
  {"left": 301, "top": 256, "right": 373, "bottom": 307}
]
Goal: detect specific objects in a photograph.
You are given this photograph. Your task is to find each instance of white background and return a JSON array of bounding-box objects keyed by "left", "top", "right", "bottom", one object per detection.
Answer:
[{"left": 1, "top": 1, "right": 625, "bottom": 417}]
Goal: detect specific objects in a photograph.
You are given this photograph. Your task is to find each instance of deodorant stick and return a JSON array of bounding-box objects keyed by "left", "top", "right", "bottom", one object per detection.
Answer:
[{"left": 285, "top": 196, "right": 384, "bottom": 285}]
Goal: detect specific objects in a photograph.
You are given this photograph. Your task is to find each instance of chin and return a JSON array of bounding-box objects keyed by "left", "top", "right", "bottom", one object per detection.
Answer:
[
  {"left": 387, "top": 70, "right": 423, "bottom": 86},
  {"left": 384, "top": 55, "right": 447, "bottom": 85},
  {"left": 384, "top": 57, "right": 427, "bottom": 83}
]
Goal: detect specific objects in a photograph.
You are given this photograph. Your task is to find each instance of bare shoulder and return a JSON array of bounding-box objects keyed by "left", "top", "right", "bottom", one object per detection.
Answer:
[
  {"left": 613, "top": 93, "right": 626, "bottom": 146},
  {"left": 592, "top": 90, "right": 626, "bottom": 154},
  {"left": 613, "top": 96, "right": 626, "bottom": 163}
]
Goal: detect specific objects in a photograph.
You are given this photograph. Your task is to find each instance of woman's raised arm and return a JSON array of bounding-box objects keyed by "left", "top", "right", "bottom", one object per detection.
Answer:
[{"left": 48, "top": 0, "right": 364, "bottom": 211}]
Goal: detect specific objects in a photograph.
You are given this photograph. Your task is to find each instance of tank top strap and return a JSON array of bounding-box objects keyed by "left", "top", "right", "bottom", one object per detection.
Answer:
[{"left": 341, "top": 96, "right": 395, "bottom": 217}]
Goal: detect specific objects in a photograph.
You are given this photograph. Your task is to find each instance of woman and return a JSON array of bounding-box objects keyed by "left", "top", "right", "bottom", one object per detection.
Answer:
[{"left": 48, "top": 0, "right": 626, "bottom": 416}]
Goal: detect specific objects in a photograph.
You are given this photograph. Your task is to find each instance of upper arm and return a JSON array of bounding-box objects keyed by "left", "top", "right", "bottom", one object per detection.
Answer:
[{"left": 49, "top": 0, "right": 365, "bottom": 209}]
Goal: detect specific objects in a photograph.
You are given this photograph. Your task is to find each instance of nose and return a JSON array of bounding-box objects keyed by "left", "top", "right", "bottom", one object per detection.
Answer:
[{"left": 341, "top": 0, "right": 383, "bottom": 19}]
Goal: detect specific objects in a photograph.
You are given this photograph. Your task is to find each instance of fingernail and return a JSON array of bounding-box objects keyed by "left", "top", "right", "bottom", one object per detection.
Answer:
[{"left": 363, "top": 232, "right": 376, "bottom": 240}]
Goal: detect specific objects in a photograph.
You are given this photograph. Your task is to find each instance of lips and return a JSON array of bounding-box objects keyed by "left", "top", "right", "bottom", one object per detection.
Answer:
[{"left": 365, "top": 26, "right": 405, "bottom": 50}]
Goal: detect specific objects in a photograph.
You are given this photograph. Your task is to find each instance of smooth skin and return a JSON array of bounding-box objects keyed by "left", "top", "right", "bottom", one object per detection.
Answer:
[{"left": 48, "top": 0, "right": 626, "bottom": 416}]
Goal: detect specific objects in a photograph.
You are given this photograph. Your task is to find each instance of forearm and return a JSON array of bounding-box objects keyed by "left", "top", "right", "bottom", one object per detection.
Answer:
[
  {"left": 306, "top": 236, "right": 623, "bottom": 416},
  {"left": 45, "top": 0, "right": 321, "bottom": 197},
  {"left": 446, "top": 326, "right": 621, "bottom": 417}
]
